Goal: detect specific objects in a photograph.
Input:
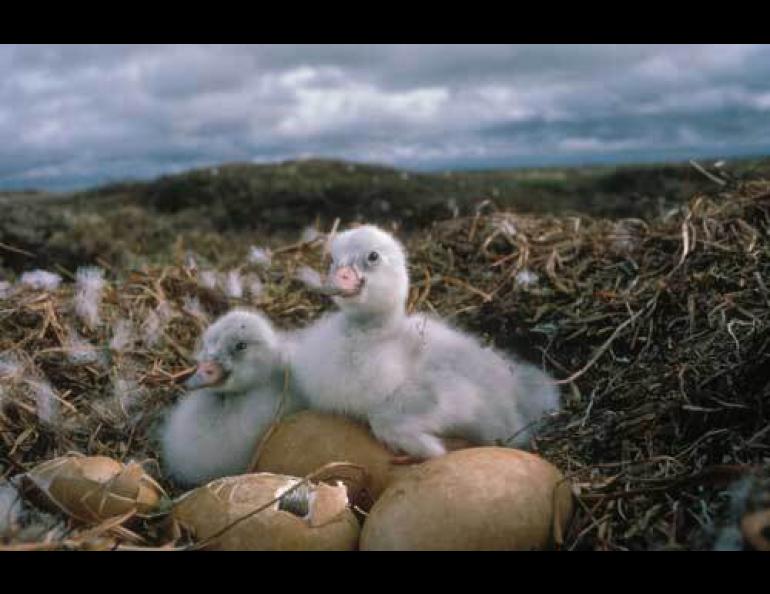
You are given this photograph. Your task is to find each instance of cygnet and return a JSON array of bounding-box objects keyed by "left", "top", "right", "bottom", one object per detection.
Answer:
[
  {"left": 160, "top": 309, "right": 300, "bottom": 487},
  {"left": 292, "top": 225, "right": 559, "bottom": 460}
]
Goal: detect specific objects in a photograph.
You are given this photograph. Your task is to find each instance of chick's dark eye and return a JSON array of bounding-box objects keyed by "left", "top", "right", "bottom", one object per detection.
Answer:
[
  {"left": 234, "top": 342, "right": 248, "bottom": 352},
  {"left": 367, "top": 251, "right": 379, "bottom": 263}
]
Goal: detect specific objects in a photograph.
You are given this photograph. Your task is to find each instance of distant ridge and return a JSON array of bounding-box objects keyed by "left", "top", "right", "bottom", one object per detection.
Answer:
[
  {"left": 76, "top": 156, "right": 770, "bottom": 224},
  {"left": 3, "top": 155, "right": 770, "bottom": 276}
]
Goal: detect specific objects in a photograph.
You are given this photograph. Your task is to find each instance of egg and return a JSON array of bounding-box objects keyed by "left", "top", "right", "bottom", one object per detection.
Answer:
[
  {"left": 253, "top": 411, "right": 408, "bottom": 507},
  {"left": 171, "top": 472, "right": 360, "bottom": 550},
  {"left": 359, "top": 447, "right": 574, "bottom": 550}
]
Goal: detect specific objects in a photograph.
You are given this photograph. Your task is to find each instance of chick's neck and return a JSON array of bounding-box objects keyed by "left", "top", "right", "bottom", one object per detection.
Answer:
[{"left": 342, "top": 306, "right": 407, "bottom": 335}]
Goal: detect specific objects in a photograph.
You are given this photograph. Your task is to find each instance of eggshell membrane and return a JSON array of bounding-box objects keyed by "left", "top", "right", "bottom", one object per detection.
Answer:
[
  {"left": 360, "top": 447, "right": 574, "bottom": 551},
  {"left": 172, "top": 473, "right": 360, "bottom": 551}
]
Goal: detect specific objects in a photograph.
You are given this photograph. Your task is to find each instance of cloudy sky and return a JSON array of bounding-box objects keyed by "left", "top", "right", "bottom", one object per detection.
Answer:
[{"left": 2, "top": 44, "right": 770, "bottom": 190}]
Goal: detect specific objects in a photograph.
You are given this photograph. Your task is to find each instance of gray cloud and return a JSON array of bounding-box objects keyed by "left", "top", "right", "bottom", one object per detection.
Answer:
[{"left": 1, "top": 44, "right": 770, "bottom": 189}]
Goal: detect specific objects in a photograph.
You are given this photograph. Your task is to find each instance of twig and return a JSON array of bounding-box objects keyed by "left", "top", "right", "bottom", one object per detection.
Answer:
[
  {"left": 0, "top": 241, "right": 35, "bottom": 258},
  {"left": 689, "top": 160, "right": 727, "bottom": 187},
  {"left": 248, "top": 366, "right": 291, "bottom": 471},
  {"left": 556, "top": 306, "right": 647, "bottom": 385}
]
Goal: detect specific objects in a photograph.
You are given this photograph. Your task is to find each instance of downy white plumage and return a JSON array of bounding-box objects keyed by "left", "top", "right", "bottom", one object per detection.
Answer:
[
  {"left": 292, "top": 225, "right": 560, "bottom": 460},
  {"left": 160, "top": 309, "right": 300, "bottom": 487}
]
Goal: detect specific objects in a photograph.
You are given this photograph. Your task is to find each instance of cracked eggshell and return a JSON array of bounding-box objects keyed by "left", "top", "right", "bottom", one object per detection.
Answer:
[
  {"left": 254, "top": 411, "right": 407, "bottom": 506},
  {"left": 22, "top": 455, "right": 166, "bottom": 524},
  {"left": 360, "top": 447, "right": 574, "bottom": 551},
  {"left": 171, "top": 472, "right": 360, "bottom": 551}
]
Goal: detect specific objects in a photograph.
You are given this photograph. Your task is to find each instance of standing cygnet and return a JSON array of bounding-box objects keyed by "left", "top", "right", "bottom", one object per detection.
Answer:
[
  {"left": 161, "top": 309, "right": 300, "bottom": 487},
  {"left": 292, "top": 225, "right": 560, "bottom": 460}
]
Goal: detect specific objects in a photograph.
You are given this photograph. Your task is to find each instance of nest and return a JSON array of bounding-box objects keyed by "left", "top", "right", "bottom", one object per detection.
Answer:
[
  {"left": 409, "top": 182, "right": 770, "bottom": 550},
  {"left": 1, "top": 181, "right": 769, "bottom": 550}
]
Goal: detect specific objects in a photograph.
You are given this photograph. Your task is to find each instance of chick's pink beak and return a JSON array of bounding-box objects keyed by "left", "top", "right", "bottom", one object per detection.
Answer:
[
  {"left": 186, "top": 360, "right": 226, "bottom": 389},
  {"left": 331, "top": 266, "right": 363, "bottom": 295}
]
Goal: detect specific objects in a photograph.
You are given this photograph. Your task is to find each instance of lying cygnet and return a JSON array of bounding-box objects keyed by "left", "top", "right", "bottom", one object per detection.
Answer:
[
  {"left": 292, "top": 225, "right": 559, "bottom": 460},
  {"left": 161, "top": 309, "right": 300, "bottom": 487}
]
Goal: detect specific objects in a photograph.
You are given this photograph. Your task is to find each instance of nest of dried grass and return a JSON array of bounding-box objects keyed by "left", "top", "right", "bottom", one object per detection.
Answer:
[
  {"left": 409, "top": 182, "right": 770, "bottom": 549},
  {"left": 1, "top": 181, "right": 769, "bottom": 550}
]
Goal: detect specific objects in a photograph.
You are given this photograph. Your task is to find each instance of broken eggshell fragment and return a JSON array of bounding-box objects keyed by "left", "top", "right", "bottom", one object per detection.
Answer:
[
  {"left": 21, "top": 454, "right": 167, "bottom": 524},
  {"left": 171, "top": 472, "right": 360, "bottom": 550}
]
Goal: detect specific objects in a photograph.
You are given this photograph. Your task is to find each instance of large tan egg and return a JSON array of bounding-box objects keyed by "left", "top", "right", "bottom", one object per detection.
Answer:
[
  {"left": 253, "top": 411, "right": 408, "bottom": 506},
  {"left": 360, "top": 447, "right": 574, "bottom": 551},
  {"left": 172, "top": 472, "right": 360, "bottom": 550}
]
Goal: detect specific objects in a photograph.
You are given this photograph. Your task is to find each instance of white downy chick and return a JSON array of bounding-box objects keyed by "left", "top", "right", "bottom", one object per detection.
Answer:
[
  {"left": 160, "top": 309, "right": 301, "bottom": 487},
  {"left": 291, "top": 225, "right": 559, "bottom": 460}
]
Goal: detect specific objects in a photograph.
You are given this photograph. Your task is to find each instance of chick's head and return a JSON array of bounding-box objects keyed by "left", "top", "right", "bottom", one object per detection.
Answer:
[
  {"left": 187, "top": 309, "right": 282, "bottom": 393},
  {"left": 325, "top": 225, "right": 409, "bottom": 319}
]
